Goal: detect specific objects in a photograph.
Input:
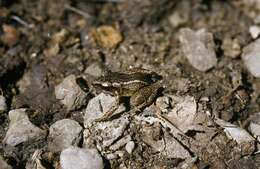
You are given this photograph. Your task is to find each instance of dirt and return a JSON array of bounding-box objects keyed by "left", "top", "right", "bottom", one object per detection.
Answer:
[{"left": 1, "top": 0, "right": 260, "bottom": 169}]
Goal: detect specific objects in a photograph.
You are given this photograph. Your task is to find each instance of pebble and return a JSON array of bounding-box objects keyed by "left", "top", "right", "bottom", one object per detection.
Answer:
[
  {"left": 249, "top": 25, "right": 260, "bottom": 39},
  {"left": 55, "top": 75, "right": 88, "bottom": 110},
  {"left": 0, "top": 155, "right": 12, "bottom": 169},
  {"left": 125, "top": 141, "right": 135, "bottom": 154},
  {"left": 92, "top": 25, "right": 123, "bottom": 49},
  {"left": 84, "top": 93, "right": 126, "bottom": 127},
  {"left": 60, "top": 146, "right": 104, "bottom": 169},
  {"left": 3, "top": 109, "right": 46, "bottom": 146},
  {"left": 242, "top": 38, "right": 260, "bottom": 78},
  {"left": 48, "top": 119, "right": 83, "bottom": 152},
  {"left": 0, "top": 95, "right": 7, "bottom": 113},
  {"left": 221, "top": 37, "right": 241, "bottom": 58},
  {"left": 179, "top": 28, "right": 217, "bottom": 71}
]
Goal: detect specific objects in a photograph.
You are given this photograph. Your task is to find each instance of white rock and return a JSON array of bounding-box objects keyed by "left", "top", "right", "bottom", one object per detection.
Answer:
[
  {"left": 179, "top": 28, "right": 217, "bottom": 71},
  {"left": 3, "top": 109, "right": 46, "bottom": 146},
  {"left": 55, "top": 75, "right": 87, "bottom": 111},
  {"left": 60, "top": 146, "right": 104, "bottom": 169},
  {"left": 249, "top": 25, "right": 260, "bottom": 39},
  {"left": 125, "top": 141, "right": 135, "bottom": 154},
  {"left": 0, "top": 95, "right": 7, "bottom": 113},
  {"left": 48, "top": 119, "right": 82, "bottom": 152},
  {"left": 84, "top": 93, "right": 126, "bottom": 127},
  {"left": 242, "top": 38, "right": 260, "bottom": 78}
]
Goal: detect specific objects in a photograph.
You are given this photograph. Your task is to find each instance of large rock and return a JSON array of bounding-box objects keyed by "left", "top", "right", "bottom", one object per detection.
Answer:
[
  {"left": 60, "top": 146, "right": 104, "bottom": 169},
  {"left": 48, "top": 119, "right": 83, "bottom": 152},
  {"left": 242, "top": 38, "right": 260, "bottom": 78},
  {"left": 3, "top": 109, "right": 46, "bottom": 146},
  {"left": 179, "top": 28, "right": 217, "bottom": 71}
]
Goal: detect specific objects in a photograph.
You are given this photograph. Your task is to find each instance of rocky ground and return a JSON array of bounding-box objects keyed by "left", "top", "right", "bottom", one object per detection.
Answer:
[{"left": 1, "top": 0, "right": 260, "bottom": 169}]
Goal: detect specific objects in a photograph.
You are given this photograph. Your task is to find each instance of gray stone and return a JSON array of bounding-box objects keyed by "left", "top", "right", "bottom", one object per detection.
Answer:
[
  {"left": 48, "top": 119, "right": 83, "bottom": 152},
  {"left": 60, "top": 146, "right": 104, "bottom": 169},
  {"left": 55, "top": 75, "right": 88, "bottom": 111},
  {"left": 3, "top": 109, "right": 46, "bottom": 146},
  {"left": 179, "top": 28, "right": 217, "bottom": 71},
  {"left": 0, "top": 95, "right": 7, "bottom": 113},
  {"left": 84, "top": 93, "right": 126, "bottom": 127},
  {"left": 242, "top": 38, "right": 260, "bottom": 78}
]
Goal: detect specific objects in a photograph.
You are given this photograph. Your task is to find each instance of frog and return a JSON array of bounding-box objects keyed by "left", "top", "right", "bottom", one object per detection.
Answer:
[{"left": 92, "top": 68, "right": 162, "bottom": 121}]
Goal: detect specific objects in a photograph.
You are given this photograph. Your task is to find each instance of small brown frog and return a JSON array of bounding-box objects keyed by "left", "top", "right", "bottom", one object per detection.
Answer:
[{"left": 92, "top": 68, "right": 162, "bottom": 121}]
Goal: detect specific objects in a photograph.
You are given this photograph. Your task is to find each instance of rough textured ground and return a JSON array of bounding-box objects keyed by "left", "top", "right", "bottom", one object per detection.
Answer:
[{"left": 1, "top": 0, "right": 260, "bottom": 169}]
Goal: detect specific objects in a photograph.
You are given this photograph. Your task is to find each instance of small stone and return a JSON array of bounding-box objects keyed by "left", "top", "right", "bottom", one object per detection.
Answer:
[
  {"left": 221, "top": 37, "right": 241, "bottom": 58},
  {"left": 249, "top": 25, "right": 260, "bottom": 39},
  {"left": 60, "top": 146, "right": 104, "bottom": 169},
  {"left": 179, "top": 28, "right": 217, "bottom": 71},
  {"left": 0, "top": 95, "right": 7, "bottom": 113},
  {"left": 84, "top": 93, "right": 126, "bottom": 127},
  {"left": 125, "top": 141, "right": 135, "bottom": 154},
  {"left": 92, "top": 25, "right": 123, "bottom": 49},
  {"left": 3, "top": 109, "right": 46, "bottom": 146},
  {"left": 242, "top": 38, "right": 260, "bottom": 78},
  {"left": 0, "top": 155, "right": 12, "bottom": 169},
  {"left": 48, "top": 119, "right": 82, "bottom": 152},
  {"left": 55, "top": 75, "right": 88, "bottom": 110}
]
